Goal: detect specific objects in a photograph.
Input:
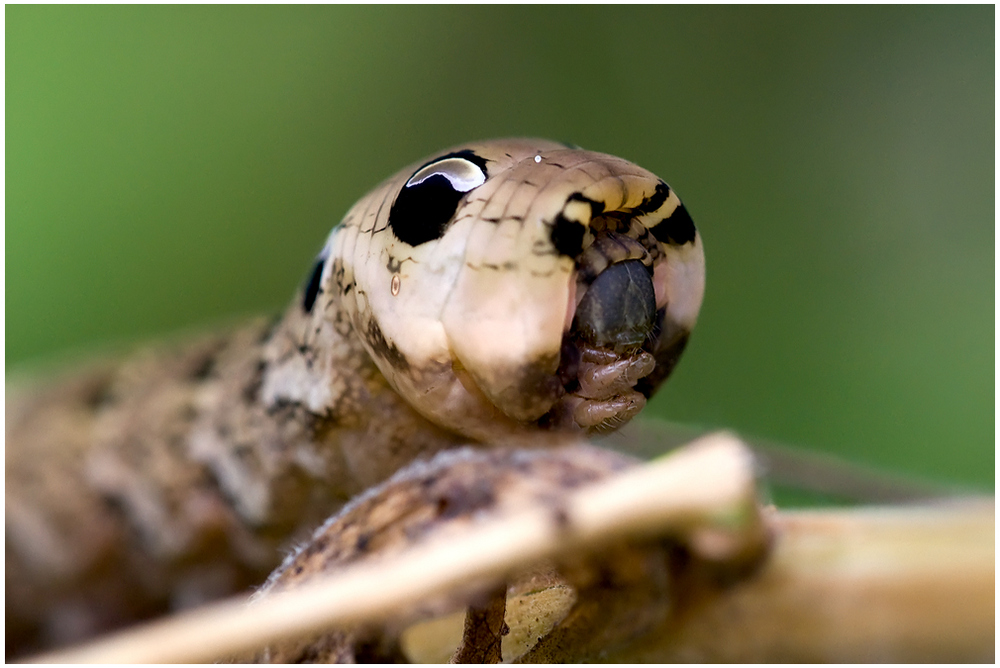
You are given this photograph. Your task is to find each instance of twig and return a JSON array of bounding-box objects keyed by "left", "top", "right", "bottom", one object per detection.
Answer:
[
  {"left": 614, "top": 499, "right": 994, "bottom": 663},
  {"left": 449, "top": 585, "right": 508, "bottom": 663}
]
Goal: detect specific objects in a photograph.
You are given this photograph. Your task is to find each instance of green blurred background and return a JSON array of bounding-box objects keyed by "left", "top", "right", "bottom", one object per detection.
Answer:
[{"left": 7, "top": 6, "right": 993, "bottom": 489}]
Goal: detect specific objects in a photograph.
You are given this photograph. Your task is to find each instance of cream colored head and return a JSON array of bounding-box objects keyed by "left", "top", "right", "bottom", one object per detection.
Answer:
[{"left": 316, "top": 139, "right": 704, "bottom": 441}]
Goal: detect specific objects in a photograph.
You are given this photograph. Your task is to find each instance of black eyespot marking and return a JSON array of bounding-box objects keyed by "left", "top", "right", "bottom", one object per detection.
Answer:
[
  {"left": 365, "top": 317, "right": 410, "bottom": 373},
  {"left": 650, "top": 203, "right": 697, "bottom": 246},
  {"left": 635, "top": 181, "right": 670, "bottom": 215},
  {"left": 550, "top": 214, "right": 586, "bottom": 258},
  {"left": 388, "top": 151, "right": 488, "bottom": 247},
  {"left": 388, "top": 177, "right": 461, "bottom": 246},
  {"left": 302, "top": 257, "right": 325, "bottom": 313},
  {"left": 567, "top": 192, "right": 605, "bottom": 217}
]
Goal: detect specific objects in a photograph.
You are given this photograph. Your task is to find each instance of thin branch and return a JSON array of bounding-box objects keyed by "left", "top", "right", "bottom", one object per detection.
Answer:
[
  {"left": 449, "top": 585, "right": 508, "bottom": 663},
  {"left": 613, "top": 499, "right": 994, "bottom": 663}
]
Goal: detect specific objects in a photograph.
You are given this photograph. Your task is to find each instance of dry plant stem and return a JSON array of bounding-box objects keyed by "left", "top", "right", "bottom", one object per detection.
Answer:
[
  {"left": 449, "top": 585, "right": 508, "bottom": 663},
  {"left": 29, "top": 432, "right": 757, "bottom": 664},
  {"left": 613, "top": 499, "right": 995, "bottom": 663}
]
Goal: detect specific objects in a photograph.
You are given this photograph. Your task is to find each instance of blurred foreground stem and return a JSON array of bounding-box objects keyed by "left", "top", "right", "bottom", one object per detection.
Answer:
[{"left": 613, "top": 499, "right": 994, "bottom": 663}]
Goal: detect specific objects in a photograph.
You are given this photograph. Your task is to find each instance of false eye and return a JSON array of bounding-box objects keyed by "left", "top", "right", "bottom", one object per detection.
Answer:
[
  {"left": 649, "top": 202, "right": 697, "bottom": 246},
  {"left": 388, "top": 151, "right": 488, "bottom": 246},
  {"left": 302, "top": 255, "right": 326, "bottom": 313}
]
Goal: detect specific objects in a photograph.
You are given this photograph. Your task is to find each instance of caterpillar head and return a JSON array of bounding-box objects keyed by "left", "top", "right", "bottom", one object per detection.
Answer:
[{"left": 308, "top": 139, "right": 704, "bottom": 441}]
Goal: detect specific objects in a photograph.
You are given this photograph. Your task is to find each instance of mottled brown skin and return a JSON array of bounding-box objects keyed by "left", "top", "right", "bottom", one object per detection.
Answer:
[{"left": 5, "top": 307, "right": 465, "bottom": 657}]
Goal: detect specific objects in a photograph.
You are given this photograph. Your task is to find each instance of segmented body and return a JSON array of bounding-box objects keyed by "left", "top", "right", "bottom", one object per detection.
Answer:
[{"left": 5, "top": 139, "right": 703, "bottom": 656}]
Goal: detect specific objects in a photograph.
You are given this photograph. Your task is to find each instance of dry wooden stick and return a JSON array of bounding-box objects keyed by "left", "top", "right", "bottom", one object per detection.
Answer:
[
  {"left": 449, "top": 585, "right": 508, "bottom": 664},
  {"left": 613, "top": 499, "right": 994, "bottom": 663},
  {"left": 29, "top": 432, "right": 759, "bottom": 664}
]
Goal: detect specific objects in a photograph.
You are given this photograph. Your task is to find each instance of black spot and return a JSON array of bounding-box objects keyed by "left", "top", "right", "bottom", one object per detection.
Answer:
[
  {"left": 302, "top": 257, "right": 325, "bottom": 313},
  {"left": 388, "top": 175, "right": 459, "bottom": 245},
  {"left": 550, "top": 214, "right": 585, "bottom": 257},
  {"left": 567, "top": 191, "right": 605, "bottom": 217},
  {"left": 99, "top": 493, "right": 128, "bottom": 520},
  {"left": 435, "top": 480, "right": 496, "bottom": 520},
  {"left": 556, "top": 338, "right": 581, "bottom": 393},
  {"left": 355, "top": 533, "right": 371, "bottom": 552},
  {"left": 81, "top": 374, "right": 116, "bottom": 410},
  {"left": 243, "top": 360, "right": 266, "bottom": 403},
  {"left": 388, "top": 150, "right": 488, "bottom": 247},
  {"left": 188, "top": 354, "right": 216, "bottom": 381},
  {"left": 650, "top": 203, "right": 697, "bottom": 246},
  {"left": 386, "top": 255, "right": 405, "bottom": 273},
  {"left": 365, "top": 318, "right": 411, "bottom": 373},
  {"left": 635, "top": 181, "right": 670, "bottom": 215}
]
